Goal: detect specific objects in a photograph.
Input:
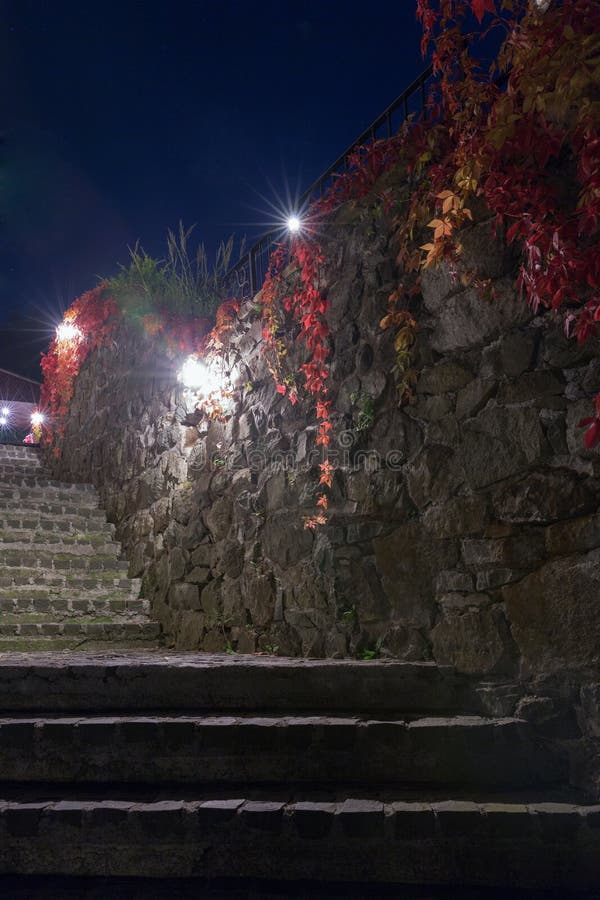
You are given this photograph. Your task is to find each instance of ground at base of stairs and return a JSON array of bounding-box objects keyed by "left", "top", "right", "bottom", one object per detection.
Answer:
[{"left": 0, "top": 878, "right": 598, "bottom": 900}]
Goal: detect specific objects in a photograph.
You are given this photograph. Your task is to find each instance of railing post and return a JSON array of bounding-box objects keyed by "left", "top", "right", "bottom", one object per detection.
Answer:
[{"left": 249, "top": 247, "right": 256, "bottom": 297}]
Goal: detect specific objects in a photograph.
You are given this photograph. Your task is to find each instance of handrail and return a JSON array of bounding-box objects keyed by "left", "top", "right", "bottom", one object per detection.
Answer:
[{"left": 222, "top": 63, "right": 434, "bottom": 300}]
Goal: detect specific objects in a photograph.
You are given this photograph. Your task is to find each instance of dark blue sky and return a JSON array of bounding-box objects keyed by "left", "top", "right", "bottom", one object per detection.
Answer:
[{"left": 0, "top": 0, "right": 424, "bottom": 372}]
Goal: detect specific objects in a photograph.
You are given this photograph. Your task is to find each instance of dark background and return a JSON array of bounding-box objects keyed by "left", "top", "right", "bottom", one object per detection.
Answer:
[{"left": 0, "top": 0, "right": 424, "bottom": 378}]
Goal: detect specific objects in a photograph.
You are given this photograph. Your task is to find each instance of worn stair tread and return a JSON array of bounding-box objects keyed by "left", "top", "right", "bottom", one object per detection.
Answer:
[
  {"left": 0, "top": 515, "right": 113, "bottom": 532},
  {"left": 0, "top": 621, "right": 159, "bottom": 633},
  {"left": 0, "top": 539, "right": 123, "bottom": 556},
  {"left": 0, "top": 599, "right": 150, "bottom": 615},
  {"left": 0, "top": 475, "right": 95, "bottom": 491},
  {"left": 0, "top": 501, "right": 106, "bottom": 519},
  {"left": 0, "top": 652, "right": 493, "bottom": 714},
  {"left": 0, "top": 490, "right": 99, "bottom": 510},
  {"left": 0, "top": 638, "right": 163, "bottom": 652},
  {"left": 0, "top": 712, "right": 562, "bottom": 787},
  {"left": 1, "top": 554, "right": 129, "bottom": 571},
  {"left": 0, "top": 796, "right": 598, "bottom": 886}
]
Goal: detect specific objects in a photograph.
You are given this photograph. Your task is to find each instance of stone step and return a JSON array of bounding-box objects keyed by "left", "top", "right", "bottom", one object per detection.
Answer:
[
  {"left": 1, "top": 552, "right": 129, "bottom": 572},
  {"left": 0, "top": 485, "right": 98, "bottom": 508},
  {"left": 0, "top": 637, "right": 162, "bottom": 652},
  {"left": 0, "top": 536, "right": 122, "bottom": 555},
  {"left": 0, "top": 621, "right": 160, "bottom": 640},
  {"left": 0, "top": 571, "right": 141, "bottom": 600},
  {"left": 0, "top": 795, "right": 597, "bottom": 886},
  {"left": 0, "top": 446, "right": 43, "bottom": 461},
  {"left": 0, "top": 714, "right": 563, "bottom": 788},
  {"left": 0, "top": 529, "right": 121, "bottom": 559},
  {"left": 0, "top": 598, "right": 150, "bottom": 617},
  {"left": 0, "top": 499, "right": 107, "bottom": 519},
  {"left": 0, "top": 473, "right": 95, "bottom": 492},
  {"left": 0, "top": 514, "right": 113, "bottom": 535},
  {"left": 0, "top": 461, "right": 44, "bottom": 475},
  {"left": 0, "top": 653, "right": 488, "bottom": 715}
]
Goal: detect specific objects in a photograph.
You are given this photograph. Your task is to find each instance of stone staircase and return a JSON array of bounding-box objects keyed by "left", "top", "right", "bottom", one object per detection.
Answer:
[
  {"left": 0, "top": 444, "right": 160, "bottom": 650},
  {"left": 0, "top": 653, "right": 598, "bottom": 889},
  {"left": 0, "top": 447, "right": 598, "bottom": 890}
]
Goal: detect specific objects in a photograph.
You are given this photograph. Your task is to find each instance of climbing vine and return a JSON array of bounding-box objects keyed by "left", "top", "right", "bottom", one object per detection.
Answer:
[{"left": 41, "top": 0, "right": 599, "bottom": 493}]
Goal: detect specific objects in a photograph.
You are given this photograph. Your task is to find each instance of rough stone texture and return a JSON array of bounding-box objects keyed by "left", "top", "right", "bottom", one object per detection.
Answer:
[{"left": 48, "top": 194, "right": 600, "bottom": 792}]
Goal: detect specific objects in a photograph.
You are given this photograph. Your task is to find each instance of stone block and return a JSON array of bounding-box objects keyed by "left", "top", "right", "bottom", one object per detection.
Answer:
[
  {"left": 436, "top": 571, "right": 475, "bottom": 593},
  {"left": 434, "top": 801, "right": 482, "bottom": 834},
  {"left": 338, "top": 799, "right": 384, "bottom": 838},
  {"left": 422, "top": 497, "right": 489, "bottom": 538},
  {"left": 460, "top": 404, "right": 549, "bottom": 490},
  {"left": 545, "top": 512, "right": 600, "bottom": 556},
  {"left": 531, "top": 803, "right": 582, "bottom": 839},
  {"left": 6, "top": 803, "right": 45, "bottom": 837},
  {"left": 492, "top": 469, "right": 595, "bottom": 525},
  {"left": 425, "top": 278, "right": 532, "bottom": 354},
  {"left": 392, "top": 802, "right": 436, "bottom": 838},
  {"left": 406, "top": 445, "right": 463, "bottom": 509},
  {"left": 416, "top": 362, "right": 473, "bottom": 395},
  {"left": 292, "top": 802, "right": 336, "bottom": 839},
  {"left": 482, "top": 803, "right": 533, "bottom": 838},
  {"left": 431, "top": 605, "right": 514, "bottom": 675},
  {"left": 496, "top": 370, "right": 565, "bottom": 406},
  {"left": 197, "top": 799, "right": 244, "bottom": 827},
  {"left": 374, "top": 522, "right": 458, "bottom": 628},
  {"left": 456, "top": 378, "right": 497, "bottom": 420},
  {"left": 239, "top": 801, "right": 284, "bottom": 832},
  {"left": 168, "top": 583, "right": 200, "bottom": 611},
  {"left": 502, "top": 549, "right": 600, "bottom": 672}
]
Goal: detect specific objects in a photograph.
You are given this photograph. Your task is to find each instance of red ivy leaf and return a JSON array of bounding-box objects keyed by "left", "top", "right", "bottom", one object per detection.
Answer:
[{"left": 470, "top": 0, "right": 496, "bottom": 24}]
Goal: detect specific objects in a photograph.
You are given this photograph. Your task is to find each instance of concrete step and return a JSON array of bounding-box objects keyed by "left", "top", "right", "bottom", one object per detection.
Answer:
[
  {"left": 0, "top": 653, "right": 489, "bottom": 715},
  {"left": 1, "top": 552, "right": 130, "bottom": 572},
  {"left": 0, "top": 621, "right": 160, "bottom": 641},
  {"left": 0, "top": 714, "right": 564, "bottom": 788},
  {"left": 0, "top": 794, "right": 597, "bottom": 886},
  {"left": 0, "top": 598, "right": 150, "bottom": 617}
]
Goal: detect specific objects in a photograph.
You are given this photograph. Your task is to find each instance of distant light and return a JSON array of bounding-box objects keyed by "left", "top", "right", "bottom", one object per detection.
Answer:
[
  {"left": 1, "top": 407, "right": 9, "bottom": 416},
  {"left": 0, "top": 417, "right": 7, "bottom": 426},
  {"left": 286, "top": 215, "right": 302, "bottom": 234},
  {"left": 31, "top": 412, "right": 44, "bottom": 427},
  {"left": 56, "top": 322, "right": 82, "bottom": 343}
]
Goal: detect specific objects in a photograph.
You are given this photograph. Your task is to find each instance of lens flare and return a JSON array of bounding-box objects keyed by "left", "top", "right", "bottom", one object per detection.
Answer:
[
  {"left": 56, "top": 322, "right": 82, "bottom": 343},
  {"left": 286, "top": 215, "right": 302, "bottom": 234}
]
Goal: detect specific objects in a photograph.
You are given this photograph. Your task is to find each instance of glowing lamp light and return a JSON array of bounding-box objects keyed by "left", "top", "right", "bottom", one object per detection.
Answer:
[
  {"left": 178, "top": 356, "right": 223, "bottom": 395},
  {"left": 1, "top": 407, "right": 9, "bottom": 416},
  {"left": 56, "top": 322, "right": 82, "bottom": 343},
  {"left": 31, "top": 412, "right": 45, "bottom": 427},
  {"left": 286, "top": 215, "right": 302, "bottom": 234},
  {"left": 0, "top": 417, "right": 7, "bottom": 427}
]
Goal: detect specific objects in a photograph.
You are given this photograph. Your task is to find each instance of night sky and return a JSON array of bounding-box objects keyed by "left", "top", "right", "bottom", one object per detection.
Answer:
[{"left": 1, "top": 1, "right": 424, "bottom": 377}]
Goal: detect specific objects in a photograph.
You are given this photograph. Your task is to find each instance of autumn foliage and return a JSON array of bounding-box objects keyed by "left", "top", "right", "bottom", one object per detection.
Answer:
[{"left": 41, "top": 0, "right": 600, "bottom": 479}]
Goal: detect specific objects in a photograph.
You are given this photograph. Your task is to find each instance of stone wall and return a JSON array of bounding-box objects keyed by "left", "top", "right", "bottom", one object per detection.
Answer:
[{"left": 50, "top": 195, "right": 600, "bottom": 793}]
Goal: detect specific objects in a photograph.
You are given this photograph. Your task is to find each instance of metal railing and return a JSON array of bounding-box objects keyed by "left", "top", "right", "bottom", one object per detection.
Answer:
[{"left": 222, "top": 63, "right": 434, "bottom": 300}]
